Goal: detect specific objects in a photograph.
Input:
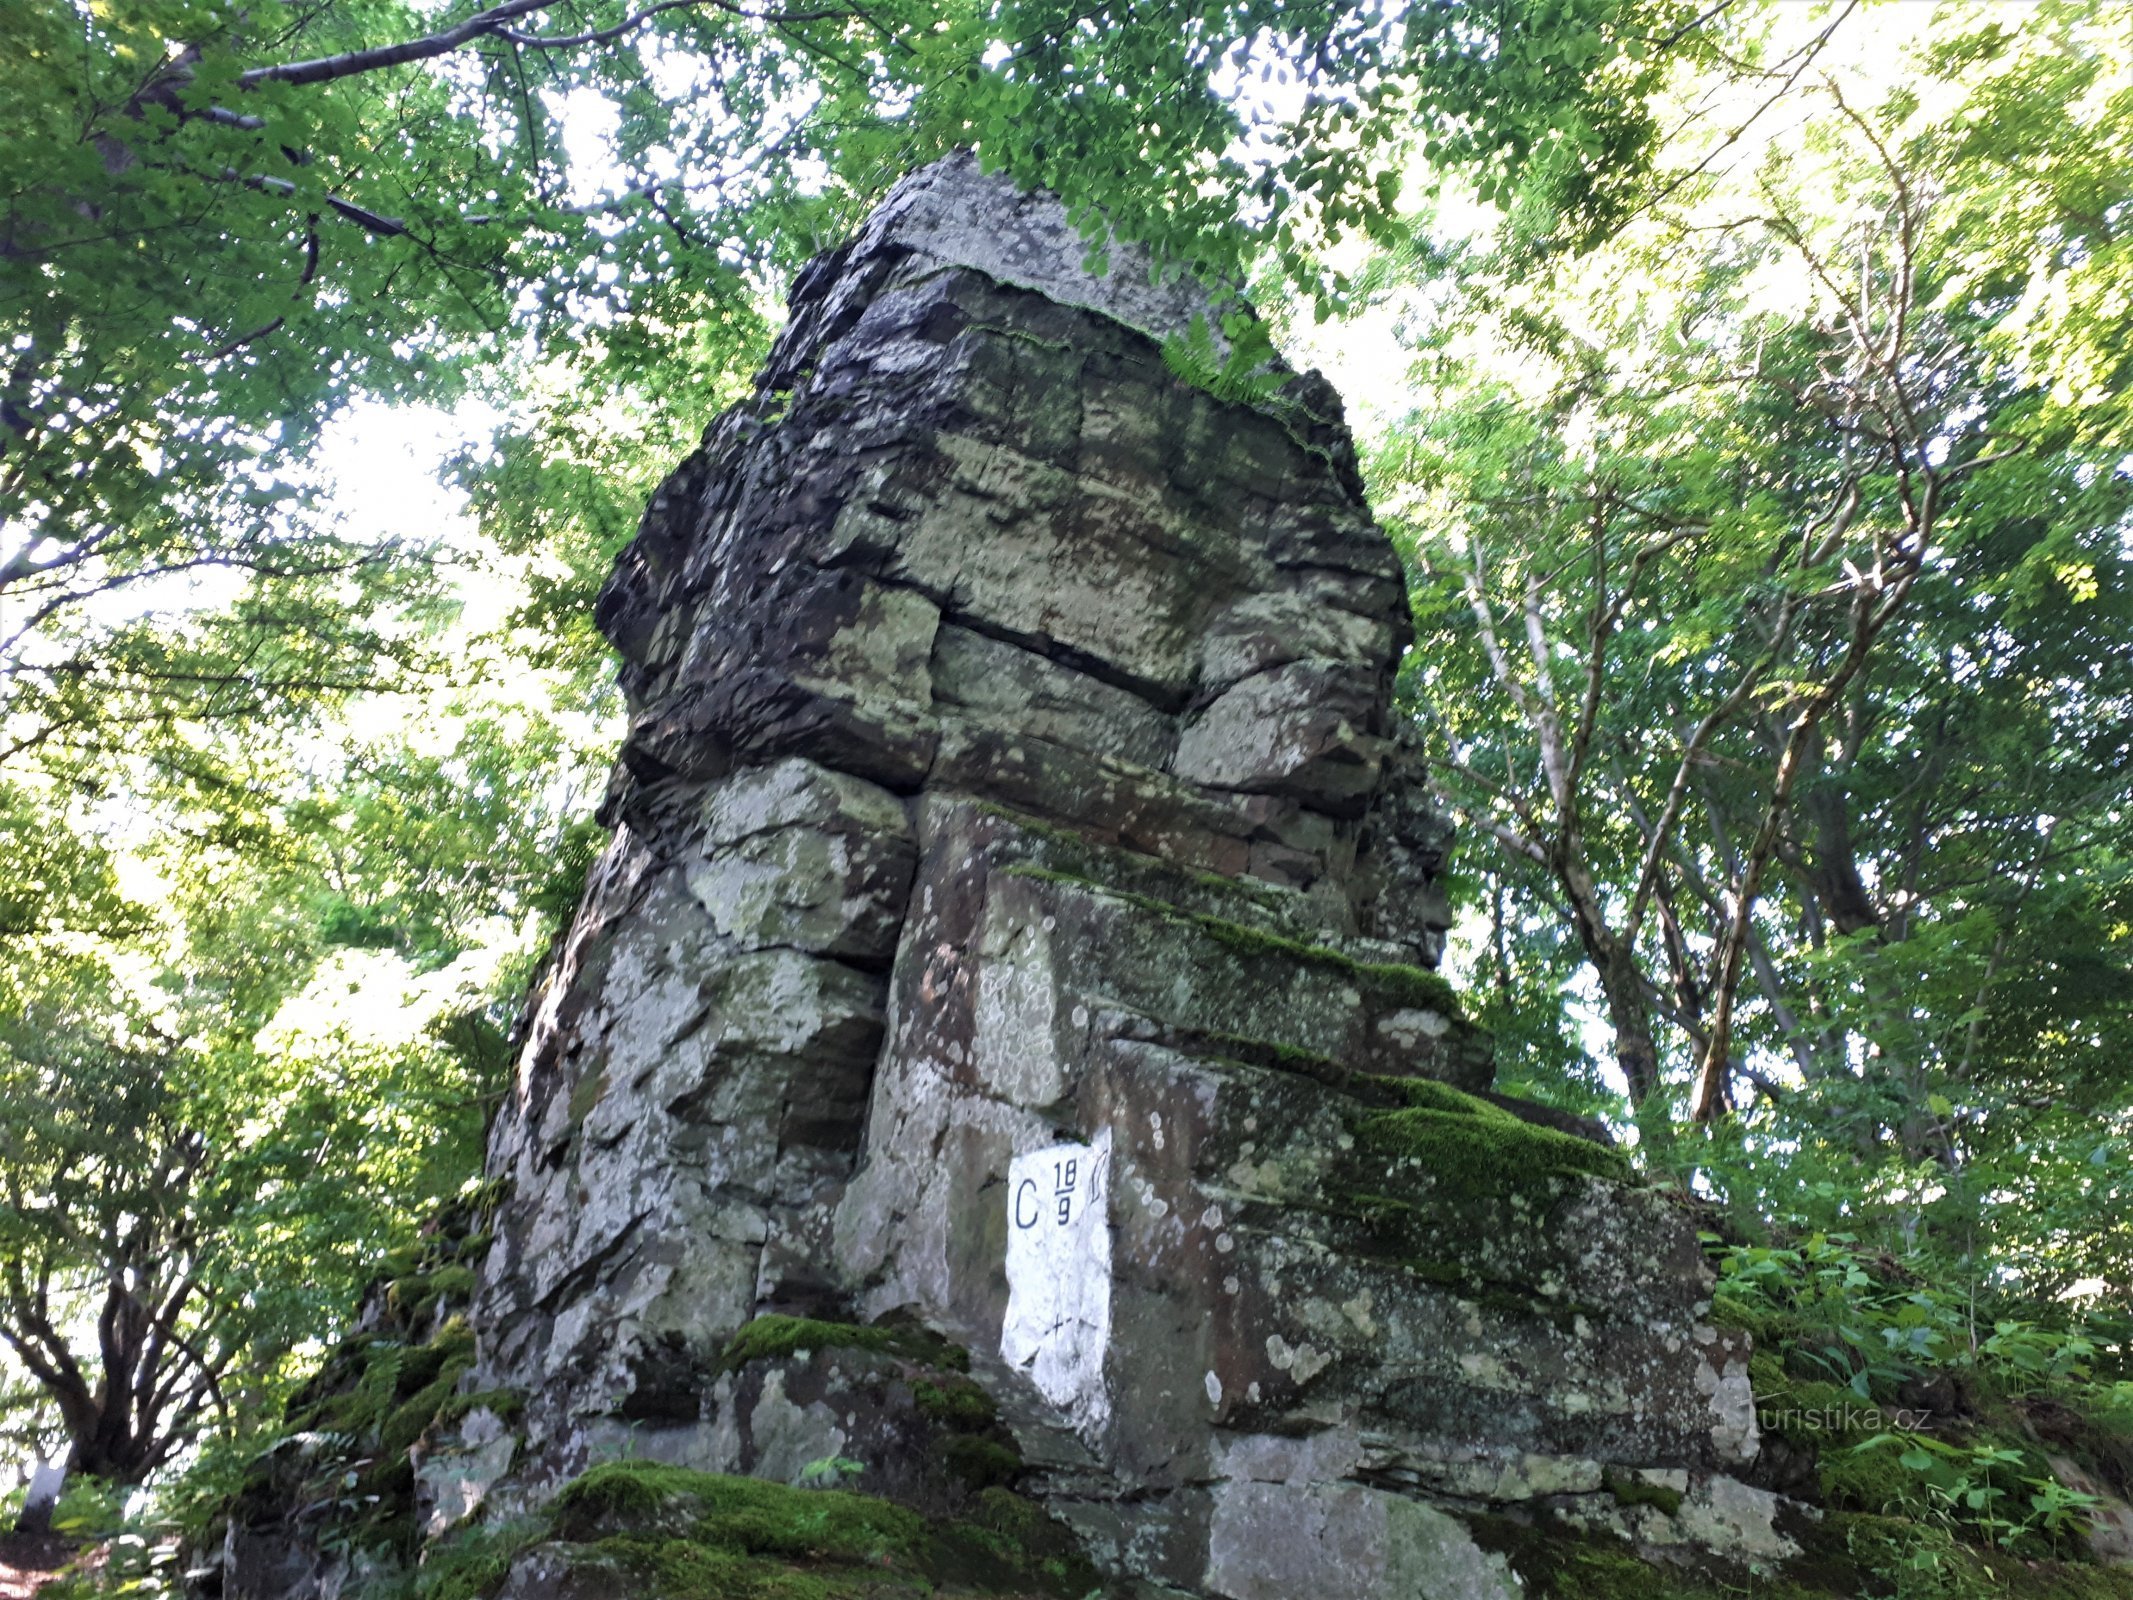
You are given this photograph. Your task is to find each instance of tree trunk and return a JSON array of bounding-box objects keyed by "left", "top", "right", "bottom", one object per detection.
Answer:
[
  {"left": 1803, "top": 785, "right": 1883, "bottom": 937},
  {"left": 15, "top": 1458, "right": 66, "bottom": 1535},
  {"left": 1598, "top": 939, "right": 1663, "bottom": 1109},
  {"left": 1560, "top": 857, "right": 1666, "bottom": 1111}
]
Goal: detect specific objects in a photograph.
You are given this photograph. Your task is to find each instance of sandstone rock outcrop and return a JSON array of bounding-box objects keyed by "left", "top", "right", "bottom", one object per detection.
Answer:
[{"left": 443, "top": 153, "right": 1775, "bottom": 1598}]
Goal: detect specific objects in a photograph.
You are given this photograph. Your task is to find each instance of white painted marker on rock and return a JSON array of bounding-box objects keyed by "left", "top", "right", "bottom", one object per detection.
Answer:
[{"left": 1001, "top": 1130, "right": 1112, "bottom": 1439}]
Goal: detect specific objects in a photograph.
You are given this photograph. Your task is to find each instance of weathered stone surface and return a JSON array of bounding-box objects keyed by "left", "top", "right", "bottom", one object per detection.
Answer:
[
  {"left": 474, "top": 844, "right": 887, "bottom": 1447},
  {"left": 1206, "top": 1481, "right": 1521, "bottom": 1600},
  {"left": 685, "top": 757, "right": 916, "bottom": 960},
  {"left": 416, "top": 1408, "right": 518, "bottom": 1537},
  {"left": 463, "top": 150, "right": 1770, "bottom": 1597},
  {"left": 1174, "top": 658, "right": 1387, "bottom": 813},
  {"left": 822, "top": 804, "right": 1763, "bottom": 1593}
]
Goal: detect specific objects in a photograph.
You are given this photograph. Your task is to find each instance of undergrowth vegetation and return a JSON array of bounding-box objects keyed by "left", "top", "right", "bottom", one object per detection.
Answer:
[{"left": 1715, "top": 1234, "right": 2133, "bottom": 1561}]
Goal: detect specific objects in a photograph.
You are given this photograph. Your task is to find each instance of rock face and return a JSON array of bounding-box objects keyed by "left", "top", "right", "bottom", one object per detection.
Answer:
[{"left": 464, "top": 153, "right": 1771, "bottom": 1597}]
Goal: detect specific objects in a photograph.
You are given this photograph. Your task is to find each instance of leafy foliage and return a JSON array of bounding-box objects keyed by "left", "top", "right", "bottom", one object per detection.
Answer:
[
  {"left": 1715, "top": 1233, "right": 2133, "bottom": 1559},
  {"left": 1160, "top": 312, "right": 1290, "bottom": 409},
  {"left": 1371, "top": 0, "right": 2133, "bottom": 1302}
]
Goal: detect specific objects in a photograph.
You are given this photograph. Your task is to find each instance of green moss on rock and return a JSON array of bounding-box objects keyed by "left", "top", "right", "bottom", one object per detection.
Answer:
[
  {"left": 1799, "top": 1509, "right": 2133, "bottom": 1599},
  {"left": 1352, "top": 1081, "right": 1630, "bottom": 1205},
  {"left": 413, "top": 1519, "right": 543, "bottom": 1600},
  {"left": 1185, "top": 910, "right": 1463, "bottom": 1016},
  {"left": 714, "top": 1314, "right": 970, "bottom": 1375},
  {"left": 541, "top": 1464, "right": 1094, "bottom": 1599},
  {"left": 1467, "top": 1514, "right": 1787, "bottom": 1600},
  {"left": 378, "top": 1245, "right": 427, "bottom": 1282},
  {"left": 1741, "top": 1311, "right": 2130, "bottom": 1569},
  {"left": 425, "top": 1264, "right": 480, "bottom": 1301},
  {"left": 295, "top": 1316, "right": 478, "bottom": 1446},
  {"left": 1708, "top": 1292, "right": 1791, "bottom": 1349},
  {"left": 933, "top": 1487, "right": 1101, "bottom": 1596},
  {"left": 967, "top": 799, "right": 1098, "bottom": 854},
  {"left": 1474, "top": 1504, "right": 2133, "bottom": 1600},
  {"left": 589, "top": 1531, "right": 902, "bottom": 1599},
  {"left": 1200, "top": 1031, "right": 1355, "bottom": 1085},
  {"left": 552, "top": 1461, "right": 927, "bottom": 1560},
  {"left": 938, "top": 1434, "right": 1024, "bottom": 1492},
  {"left": 973, "top": 800, "right": 1301, "bottom": 925},
  {"left": 1602, "top": 1469, "right": 1685, "bottom": 1516},
  {"left": 1327, "top": 1083, "right": 1632, "bottom": 1316},
  {"left": 912, "top": 1376, "right": 997, "bottom": 1430},
  {"left": 999, "top": 862, "right": 1468, "bottom": 1020},
  {"left": 383, "top": 1360, "right": 474, "bottom": 1456},
  {"left": 432, "top": 1388, "right": 525, "bottom": 1429}
]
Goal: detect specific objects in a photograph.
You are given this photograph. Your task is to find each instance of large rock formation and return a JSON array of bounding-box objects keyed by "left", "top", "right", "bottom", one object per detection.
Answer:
[{"left": 451, "top": 153, "right": 1775, "bottom": 1598}]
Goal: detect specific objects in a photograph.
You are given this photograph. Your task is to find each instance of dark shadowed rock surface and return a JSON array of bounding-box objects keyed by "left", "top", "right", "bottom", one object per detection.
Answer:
[{"left": 227, "top": 154, "right": 1795, "bottom": 1600}]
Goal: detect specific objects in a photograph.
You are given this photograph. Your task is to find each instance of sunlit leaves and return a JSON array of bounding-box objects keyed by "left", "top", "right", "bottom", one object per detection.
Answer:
[{"left": 1370, "top": 0, "right": 2133, "bottom": 1299}]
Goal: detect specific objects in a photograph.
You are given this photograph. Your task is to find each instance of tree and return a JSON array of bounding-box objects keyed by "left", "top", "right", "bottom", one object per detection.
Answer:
[
  {"left": 0, "top": 644, "right": 610, "bottom": 1480},
  {"left": 1374, "top": 0, "right": 2133, "bottom": 1195},
  {"left": 2, "top": 995, "right": 256, "bottom": 1484},
  {"left": 0, "top": 954, "right": 506, "bottom": 1483},
  {"left": 1384, "top": 102, "right": 1977, "bottom": 1119}
]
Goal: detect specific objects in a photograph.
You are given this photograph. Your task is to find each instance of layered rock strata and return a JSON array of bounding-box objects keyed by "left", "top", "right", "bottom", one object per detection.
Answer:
[{"left": 462, "top": 153, "right": 1773, "bottom": 1598}]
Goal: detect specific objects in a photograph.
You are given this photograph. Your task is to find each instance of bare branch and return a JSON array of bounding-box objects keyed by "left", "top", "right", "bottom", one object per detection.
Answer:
[
  {"left": 496, "top": 0, "right": 851, "bottom": 48},
  {"left": 240, "top": 0, "right": 565, "bottom": 89},
  {"left": 240, "top": 0, "right": 856, "bottom": 90}
]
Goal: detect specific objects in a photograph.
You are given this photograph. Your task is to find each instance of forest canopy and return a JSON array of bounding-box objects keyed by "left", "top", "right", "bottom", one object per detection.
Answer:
[{"left": 0, "top": 0, "right": 2127, "bottom": 1559}]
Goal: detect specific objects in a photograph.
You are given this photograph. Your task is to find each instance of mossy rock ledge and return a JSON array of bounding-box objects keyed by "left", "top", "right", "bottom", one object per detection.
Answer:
[{"left": 214, "top": 155, "right": 1961, "bottom": 1597}]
